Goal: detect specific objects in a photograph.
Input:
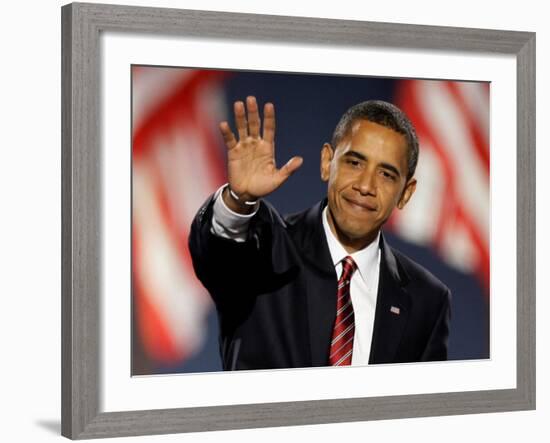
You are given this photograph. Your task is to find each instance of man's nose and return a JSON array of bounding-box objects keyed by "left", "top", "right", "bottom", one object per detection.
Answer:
[{"left": 355, "top": 168, "right": 376, "bottom": 196}]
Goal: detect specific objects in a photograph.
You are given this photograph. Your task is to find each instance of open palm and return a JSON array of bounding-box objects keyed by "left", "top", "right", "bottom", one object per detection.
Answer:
[{"left": 219, "top": 96, "right": 303, "bottom": 201}]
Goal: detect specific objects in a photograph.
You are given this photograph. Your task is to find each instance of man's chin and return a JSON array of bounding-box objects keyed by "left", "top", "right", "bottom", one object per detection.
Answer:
[
  {"left": 338, "top": 224, "right": 379, "bottom": 244},
  {"left": 328, "top": 210, "right": 378, "bottom": 242}
]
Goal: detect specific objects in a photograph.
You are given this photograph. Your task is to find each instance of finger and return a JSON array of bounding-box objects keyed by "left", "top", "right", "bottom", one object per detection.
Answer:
[
  {"left": 219, "top": 121, "right": 237, "bottom": 150},
  {"left": 234, "top": 100, "right": 248, "bottom": 140},
  {"left": 262, "top": 102, "right": 276, "bottom": 144},
  {"left": 274, "top": 156, "right": 303, "bottom": 186},
  {"left": 246, "top": 96, "right": 260, "bottom": 139}
]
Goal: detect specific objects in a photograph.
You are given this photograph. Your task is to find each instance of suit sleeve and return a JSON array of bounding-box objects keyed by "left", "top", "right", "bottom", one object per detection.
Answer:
[
  {"left": 188, "top": 194, "right": 275, "bottom": 310},
  {"left": 420, "top": 288, "right": 452, "bottom": 361}
]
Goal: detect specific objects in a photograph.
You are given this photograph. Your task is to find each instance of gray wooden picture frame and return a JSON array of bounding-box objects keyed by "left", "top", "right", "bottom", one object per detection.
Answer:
[{"left": 61, "top": 2, "right": 536, "bottom": 439}]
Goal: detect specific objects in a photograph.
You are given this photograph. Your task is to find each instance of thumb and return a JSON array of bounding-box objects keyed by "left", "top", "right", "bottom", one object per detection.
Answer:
[{"left": 275, "top": 156, "right": 303, "bottom": 184}]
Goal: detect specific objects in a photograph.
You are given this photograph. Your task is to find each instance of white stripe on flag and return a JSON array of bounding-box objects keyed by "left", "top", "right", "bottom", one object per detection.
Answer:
[
  {"left": 133, "top": 161, "right": 207, "bottom": 353},
  {"left": 416, "top": 81, "right": 489, "bottom": 241}
]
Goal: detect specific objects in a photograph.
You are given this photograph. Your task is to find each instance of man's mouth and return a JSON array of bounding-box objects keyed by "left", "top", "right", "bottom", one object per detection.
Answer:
[{"left": 343, "top": 196, "right": 377, "bottom": 212}]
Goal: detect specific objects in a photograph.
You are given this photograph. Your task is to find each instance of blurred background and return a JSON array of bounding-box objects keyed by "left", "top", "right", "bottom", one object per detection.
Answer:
[{"left": 131, "top": 66, "right": 489, "bottom": 375}]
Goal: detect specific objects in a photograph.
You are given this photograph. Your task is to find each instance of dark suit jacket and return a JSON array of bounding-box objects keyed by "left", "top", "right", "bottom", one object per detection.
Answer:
[{"left": 189, "top": 194, "right": 451, "bottom": 370}]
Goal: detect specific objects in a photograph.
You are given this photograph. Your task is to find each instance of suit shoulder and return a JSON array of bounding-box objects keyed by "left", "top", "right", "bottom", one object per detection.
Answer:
[
  {"left": 282, "top": 200, "right": 326, "bottom": 229},
  {"left": 391, "top": 247, "right": 451, "bottom": 296},
  {"left": 283, "top": 207, "right": 309, "bottom": 227},
  {"left": 258, "top": 199, "right": 288, "bottom": 228}
]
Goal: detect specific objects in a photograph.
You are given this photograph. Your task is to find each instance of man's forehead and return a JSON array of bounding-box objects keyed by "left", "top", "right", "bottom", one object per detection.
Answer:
[
  {"left": 349, "top": 118, "right": 403, "bottom": 137},
  {"left": 336, "top": 119, "right": 407, "bottom": 151}
]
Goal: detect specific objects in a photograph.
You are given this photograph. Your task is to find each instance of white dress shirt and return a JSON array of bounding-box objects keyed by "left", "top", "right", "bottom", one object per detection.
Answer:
[
  {"left": 321, "top": 206, "right": 380, "bottom": 366},
  {"left": 210, "top": 184, "right": 381, "bottom": 366}
]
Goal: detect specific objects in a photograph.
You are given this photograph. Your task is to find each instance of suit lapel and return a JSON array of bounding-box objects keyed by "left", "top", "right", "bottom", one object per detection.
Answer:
[
  {"left": 369, "top": 234, "right": 411, "bottom": 364},
  {"left": 289, "top": 200, "right": 338, "bottom": 367}
]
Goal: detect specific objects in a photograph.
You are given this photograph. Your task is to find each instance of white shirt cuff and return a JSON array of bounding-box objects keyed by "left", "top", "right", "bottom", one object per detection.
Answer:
[{"left": 210, "top": 184, "right": 259, "bottom": 242}]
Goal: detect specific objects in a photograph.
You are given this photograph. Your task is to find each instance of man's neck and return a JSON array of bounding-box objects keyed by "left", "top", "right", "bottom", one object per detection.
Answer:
[{"left": 325, "top": 208, "right": 379, "bottom": 254}]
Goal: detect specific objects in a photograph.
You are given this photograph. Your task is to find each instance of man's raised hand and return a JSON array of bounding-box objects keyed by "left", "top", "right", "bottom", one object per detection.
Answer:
[{"left": 219, "top": 96, "right": 303, "bottom": 212}]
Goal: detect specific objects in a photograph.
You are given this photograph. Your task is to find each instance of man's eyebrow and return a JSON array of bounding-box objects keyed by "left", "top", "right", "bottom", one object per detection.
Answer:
[
  {"left": 343, "top": 150, "right": 367, "bottom": 161},
  {"left": 343, "top": 150, "right": 402, "bottom": 177},
  {"left": 379, "top": 162, "right": 401, "bottom": 178}
]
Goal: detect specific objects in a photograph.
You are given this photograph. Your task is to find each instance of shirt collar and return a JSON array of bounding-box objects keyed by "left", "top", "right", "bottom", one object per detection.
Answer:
[{"left": 321, "top": 206, "right": 380, "bottom": 281}]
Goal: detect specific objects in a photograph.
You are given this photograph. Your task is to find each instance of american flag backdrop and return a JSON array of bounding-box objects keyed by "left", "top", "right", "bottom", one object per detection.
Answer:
[
  {"left": 132, "top": 67, "right": 228, "bottom": 371},
  {"left": 131, "top": 67, "right": 490, "bottom": 374},
  {"left": 394, "top": 80, "right": 490, "bottom": 291}
]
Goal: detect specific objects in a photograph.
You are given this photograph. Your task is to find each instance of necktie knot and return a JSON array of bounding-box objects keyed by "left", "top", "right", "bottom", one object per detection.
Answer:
[{"left": 339, "top": 256, "right": 357, "bottom": 282}]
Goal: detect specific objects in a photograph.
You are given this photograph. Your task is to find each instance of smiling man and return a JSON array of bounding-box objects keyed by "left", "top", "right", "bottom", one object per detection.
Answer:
[{"left": 189, "top": 96, "right": 451, "bottom": 370}]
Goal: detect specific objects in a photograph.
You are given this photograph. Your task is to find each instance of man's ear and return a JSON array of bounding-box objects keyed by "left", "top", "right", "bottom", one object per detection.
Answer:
[
  {"left": 320, "top": 143, "right": 334, "bottom": 182},
  {"left": 397, "top": 178, "right": 417, "bottom": 209}
]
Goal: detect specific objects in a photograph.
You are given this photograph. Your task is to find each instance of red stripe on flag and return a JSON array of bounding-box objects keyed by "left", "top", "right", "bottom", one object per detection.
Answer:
[
  {"left": 133, "top": 70, "right": 228, "bottom": 157},
  {"left": 445, "top": 82, "right": 490, "bottom": 175},
  {"left": 396, "top": 80, "right": 458, "bottom": 247},
  {"left": 133, "top": 224, "right": 183, "bottom": 361}
]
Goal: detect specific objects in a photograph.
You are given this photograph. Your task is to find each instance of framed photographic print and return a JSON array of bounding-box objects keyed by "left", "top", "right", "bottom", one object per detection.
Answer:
[
  {"left": 130, "top": 67, "right": 490, "bottom": 376},
  {"left": 61, "top": 2, "right": 535, "bottom": 439}
]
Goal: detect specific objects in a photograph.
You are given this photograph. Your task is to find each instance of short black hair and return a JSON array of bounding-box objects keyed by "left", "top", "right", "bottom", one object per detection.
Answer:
[{"left": 331, "top": 100, "right": 419, "bottom": 180}]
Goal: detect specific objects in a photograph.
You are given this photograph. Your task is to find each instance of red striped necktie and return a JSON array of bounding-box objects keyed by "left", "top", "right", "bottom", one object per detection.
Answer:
[{"left": 329, "top": 256, "right": 357, "bottom": 366}]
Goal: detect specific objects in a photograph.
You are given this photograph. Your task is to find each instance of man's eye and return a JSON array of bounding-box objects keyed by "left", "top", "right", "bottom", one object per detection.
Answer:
[
  {"left": 346, "top": 159, "right": 360, "bottom": 167},
  {"left": 381, "top": 170, "right": 396, "bottom": 181}
]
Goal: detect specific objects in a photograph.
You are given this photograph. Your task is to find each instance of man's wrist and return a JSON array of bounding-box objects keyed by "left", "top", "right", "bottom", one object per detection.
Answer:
[
  {"left": 227, "top": 185, "right": 258, "bottom": 206},
  {"left": 222, "top": 186, "right": 257, "bottom": 215}
]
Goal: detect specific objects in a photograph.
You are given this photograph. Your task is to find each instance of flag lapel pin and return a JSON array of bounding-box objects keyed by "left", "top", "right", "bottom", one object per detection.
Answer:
[{"left": 390, "top": 306, "right": 401, "bottom": 315}]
